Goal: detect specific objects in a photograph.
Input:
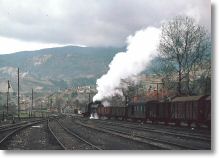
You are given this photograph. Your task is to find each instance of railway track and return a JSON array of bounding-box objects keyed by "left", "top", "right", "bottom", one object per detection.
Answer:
[
  {"left": 0, "top": 119, "right": 46, "bottom": 147},
  {"left": 0, "top": 122, "right": 29, "bottom": 132},
  {"left": 74, "top": 120, "right": 176, "bottom": 150},
  {"left": 59, "top": 117, "right": 161, "bottom": 150},
  {"left": 88, "top": 119, "right": 211, "bottom": 142},
  {"left": 0, "top": 118, "right": 44, "bottom": 133},
  {"left": 75, "top": 119, "right": 210, "bottom": 150},
  {"left": 47, "top": 118, "right": 102, "bottom": 150}
]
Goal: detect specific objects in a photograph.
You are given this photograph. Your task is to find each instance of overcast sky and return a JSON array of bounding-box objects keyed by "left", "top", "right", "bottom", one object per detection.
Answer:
[{"left": 0, "top": 0, "right": 211, "bottom": 54}]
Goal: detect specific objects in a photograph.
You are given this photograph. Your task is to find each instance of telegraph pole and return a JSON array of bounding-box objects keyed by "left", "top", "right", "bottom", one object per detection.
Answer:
[
  {"left": 31, "top": 88, "right": 33, "bottom": 117},
  {"left": 88, "top": 92, "right": 91, "bottom": 103},
  {"left": 50, "top": 98, "right": 53, "bottom": 113},
  {"left": 41, "top": 102, "right": 43, "bottom": 118},
  {"left": 6, "top": 80, "right": 10, "bottom": 116},
  {"left": 17, "top": 68, "right": 20, "bottom": 119}
]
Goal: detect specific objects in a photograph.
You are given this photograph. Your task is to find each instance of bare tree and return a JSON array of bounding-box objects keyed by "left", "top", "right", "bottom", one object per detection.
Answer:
[{"left": 159, "top": 16, "right": 210, "bottom": 95}]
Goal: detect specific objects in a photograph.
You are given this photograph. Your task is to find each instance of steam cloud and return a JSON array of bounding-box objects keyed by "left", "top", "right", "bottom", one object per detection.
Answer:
[{"left": 93, "top": 27, "right": 161, "bottom": 102}]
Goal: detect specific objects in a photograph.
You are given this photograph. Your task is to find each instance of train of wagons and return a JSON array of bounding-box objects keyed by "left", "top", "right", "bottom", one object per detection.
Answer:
[{"left": 83, "top": 95, "right": 211, "bottom": 128}]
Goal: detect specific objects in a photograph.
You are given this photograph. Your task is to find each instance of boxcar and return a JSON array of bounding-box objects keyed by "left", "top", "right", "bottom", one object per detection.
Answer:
[
  {"left": 128, "top": 102, "right": 146, "bottom": 121},
  {"left": 201, "top": 95, "right": 211, "bottom": 127},
  {"left": 170, "top": 95, "right": 210, "bottom": 127},
  {"left": 145, "top": 100, "right": 160, "bottom": 122},
  {"left": 156, "top": 101, "right": 171, "bottom": 124},
  {"left": 97, "top": 106, "right": 112, "bottom": 118},
  {"left": 111, "top": 106, "right": 127, "bottom": 120}
]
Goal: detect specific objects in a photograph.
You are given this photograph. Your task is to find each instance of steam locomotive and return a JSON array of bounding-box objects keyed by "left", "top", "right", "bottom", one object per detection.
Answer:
[
  {"left": 83, "top": 95, "right": 211, "bottom": 128},
  {"left": 82, "top": 101, "right": 102, "bottom": 117}
]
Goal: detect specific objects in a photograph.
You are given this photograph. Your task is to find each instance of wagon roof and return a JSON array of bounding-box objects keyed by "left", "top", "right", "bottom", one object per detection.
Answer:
[
  {"left": 172, "top": 95, "right": 206, "bottom": 102},
  {"left": 129, "top": 100, "right": 158, "bottom": 105}
]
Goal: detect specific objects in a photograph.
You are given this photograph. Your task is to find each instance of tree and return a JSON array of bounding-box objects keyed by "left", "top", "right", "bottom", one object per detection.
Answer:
[{"left": 159, "top": 16, "right": 211, "bottom": 95}]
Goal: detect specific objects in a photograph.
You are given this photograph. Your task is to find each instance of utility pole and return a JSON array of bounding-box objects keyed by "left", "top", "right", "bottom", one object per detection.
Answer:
[
  {"left": 50, "top": 98, "right": 53, "bottom": 113},
  {"left": 88, "top": 92, "right": 91, "bottom": 103},
  {"left": 17, "top": 68, "right": 20, "bottom": 119},
  {"left": 6, "top": 80, "right": 10, "bottom": 116},
  {"left": 41, "top": 102, "right": 43, "bottom": 118},
  {"left": 31, "top": 88, "right": 33, "bottom": 117},
  {"left": 47, "top": 96, "right": 50, "bottom": 115}
]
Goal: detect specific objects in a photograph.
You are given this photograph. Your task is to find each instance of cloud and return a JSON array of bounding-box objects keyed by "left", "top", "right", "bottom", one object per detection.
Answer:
[
  {"left": 0, "top": 0, "right": 211, "bottom": 50},
  {"left": 0, "top": 36, "right": 65, "bottom": 54}
]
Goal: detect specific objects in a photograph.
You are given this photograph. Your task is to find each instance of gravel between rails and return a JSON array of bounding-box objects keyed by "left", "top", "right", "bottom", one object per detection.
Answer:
[
  {"left": 89, "top": 119, "right": 211, "bottom": 141},
  {"left": 0, "top": 121, "right": 62, "bottom": 150},
  {"left": 80, "top": 117, "right": 210, "bottom": 136},
  {"left": 59, "top": 117, "right": 162, "bottom": 150},
  {"left": 48, "top": 119, "right": 98, "bottom": 150},
  {"left": 81, "top": 119, "right": 211, "bottom": 150}
]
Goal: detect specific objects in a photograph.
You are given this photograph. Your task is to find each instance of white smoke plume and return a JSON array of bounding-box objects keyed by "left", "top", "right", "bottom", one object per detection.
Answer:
[
  {"left": 102, "top": 100, "right": 111, "bottom": 107},
  {"left": 93, "top": 27, "right": 161, "bottom": 101}
]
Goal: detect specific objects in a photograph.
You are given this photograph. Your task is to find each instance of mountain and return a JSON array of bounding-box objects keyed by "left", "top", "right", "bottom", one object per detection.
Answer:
[{"left": 0, "top": 46, "right": 125, "bottom": 94}]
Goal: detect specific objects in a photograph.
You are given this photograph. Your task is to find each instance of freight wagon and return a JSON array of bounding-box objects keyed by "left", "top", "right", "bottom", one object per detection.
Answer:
[{"left": 85, "top": 95, "right": 211, "bottom": 128}]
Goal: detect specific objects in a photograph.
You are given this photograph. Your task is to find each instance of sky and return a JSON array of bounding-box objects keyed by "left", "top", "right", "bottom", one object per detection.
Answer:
[{"left": 0, "top": 0, "right": 211, "bottom": 54}]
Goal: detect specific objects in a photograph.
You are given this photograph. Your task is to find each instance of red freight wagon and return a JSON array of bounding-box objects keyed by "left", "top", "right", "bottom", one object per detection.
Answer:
[
  {"left": 111, "top": 106, "right": 127, "bottom": 120},
  {"left": 97, "top": 106, "right": 112, "bottom": 118},
  {"left": 145, "top": 100, "right": 160, "bottom": 122},
  {"left": 156, "top": 101, "right": 171, "bottom": 124},
  {"left": 170, "top": 95, "right": 210, "bottom": 127}
]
